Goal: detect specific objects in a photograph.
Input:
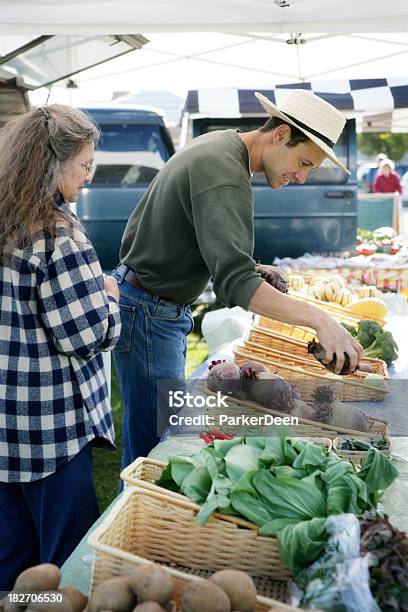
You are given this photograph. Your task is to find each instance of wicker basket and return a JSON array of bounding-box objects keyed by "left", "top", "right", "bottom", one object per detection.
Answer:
[
  {"left": 121, "top": 457, "right": 189, "bottom": 497},
  {"left": 89, "top": 486, "right": 293, "bottom": 599},
  {"left": 256, "top": 318, "right": 317, "bottom": 342},
  {"left": 248, "top": 326, "right": 389, "bottom": 379},
  {"left": 122, "top": 451, "right": 331, "bottom": 493},
  {"left": 333, "top": 434, "right": 391, "bottom": 465},
  {"left": 202, "top": 386, "right": 390, "bottom": 440},
  {"left": 233, "top": 344, "right": 389, "bottom": 402}
]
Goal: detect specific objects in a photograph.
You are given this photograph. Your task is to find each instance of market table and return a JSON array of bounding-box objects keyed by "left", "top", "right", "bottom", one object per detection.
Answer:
[{"left": 60, "top": 312, "right": 408, "bottom": 595}]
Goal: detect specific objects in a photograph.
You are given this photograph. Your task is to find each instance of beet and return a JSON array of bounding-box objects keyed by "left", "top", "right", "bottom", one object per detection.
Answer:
[
  {"left": 239, "top": 360, "right": 268, "bottom": 378},
  {"left": 307, "top": 339, "right": 356, "bottom": 375},
  {"left": 357, "top": 362, "right": 373, "bottom": 373},
  {"left": 207, "top": 361, "right": 241, "bottom": 396},
  {"left": 248, "top": 371, "right": 296, "bottom": 413}
]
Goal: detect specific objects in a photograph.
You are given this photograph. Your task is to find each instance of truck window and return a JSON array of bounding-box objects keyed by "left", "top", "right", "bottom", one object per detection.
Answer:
[
  {"left": 198, "top": 118, "right": 349, "bottom": 185},
  {"left": 98, "top": 123, "right": 172, "bottom": 161}
]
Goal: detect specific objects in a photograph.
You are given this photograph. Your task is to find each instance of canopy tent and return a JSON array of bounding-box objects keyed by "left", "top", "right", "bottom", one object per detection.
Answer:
[
  {"left": 183, "top": 79, "right": 408, "bottom": 132},
  {"left": 0, "top": 0, "right": 407, "bottom": 34},
  {"left": 1, "top": 1, "right": 408, "bottom": 125}
]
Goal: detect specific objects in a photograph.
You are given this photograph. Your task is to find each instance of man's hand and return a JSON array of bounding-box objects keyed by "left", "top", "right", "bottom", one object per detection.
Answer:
[
  {"left": 103, "top": 274, "right": 119, "bottom": 303},
  {"left": 256, "top": 264, "right": 288, "bottom": 294},
  {"left": 316, "top": 315, "right": 363, "bottom": 374}
]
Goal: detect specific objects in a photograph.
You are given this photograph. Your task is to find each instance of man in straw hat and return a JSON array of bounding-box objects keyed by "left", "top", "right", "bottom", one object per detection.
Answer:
[{"left": 113, "top": 89, "right": 363, "bottom": 468}]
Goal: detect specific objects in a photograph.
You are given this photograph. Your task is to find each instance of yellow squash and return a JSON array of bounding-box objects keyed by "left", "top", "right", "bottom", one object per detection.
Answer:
[{"left": 348, "top": 297, "right": 388, "bottom": 320}]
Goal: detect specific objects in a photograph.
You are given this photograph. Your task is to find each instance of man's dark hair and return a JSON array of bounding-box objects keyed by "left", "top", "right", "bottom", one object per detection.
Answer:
[{"left": 259, "top": 116, "right": 309, "bottom": 148}]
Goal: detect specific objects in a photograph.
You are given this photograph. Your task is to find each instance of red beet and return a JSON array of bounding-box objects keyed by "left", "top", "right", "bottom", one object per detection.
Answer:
[
  {"left": 248, "top": 371, "right": 296, "bottom": 413},
  {"left": 207, "top": 361, "right": 241, "bottom": 396},
  {"left": 239, "top": 360, "right": 268, "bottom": 378}
]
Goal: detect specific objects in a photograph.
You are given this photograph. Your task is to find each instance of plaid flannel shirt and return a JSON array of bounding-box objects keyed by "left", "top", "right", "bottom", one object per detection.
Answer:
[{"left": 0, "top": 209, "right": 121, "bottom": 482}]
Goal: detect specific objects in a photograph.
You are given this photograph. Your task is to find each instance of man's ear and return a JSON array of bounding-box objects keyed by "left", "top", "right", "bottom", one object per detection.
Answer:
[{"left": 273, "top": 123, "right": 291, "bottom": 144}]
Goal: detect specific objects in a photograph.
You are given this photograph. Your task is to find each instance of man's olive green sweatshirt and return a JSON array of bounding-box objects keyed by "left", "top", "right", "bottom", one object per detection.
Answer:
[{"left": 120, "top": 129, "right": 263, "bottom": 307}]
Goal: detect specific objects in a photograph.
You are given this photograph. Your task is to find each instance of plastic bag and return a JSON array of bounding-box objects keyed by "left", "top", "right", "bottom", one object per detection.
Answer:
[
  {"left": 291, "top": 513, "right": 380, "bottom": 611},
  {"left": 201, "top": 306, "right": 253, "bottom": 355}
]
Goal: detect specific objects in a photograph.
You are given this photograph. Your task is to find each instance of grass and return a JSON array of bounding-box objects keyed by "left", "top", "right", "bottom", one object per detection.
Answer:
[{"left": 93, "top": 332, "right": 208, "bottom": 512}]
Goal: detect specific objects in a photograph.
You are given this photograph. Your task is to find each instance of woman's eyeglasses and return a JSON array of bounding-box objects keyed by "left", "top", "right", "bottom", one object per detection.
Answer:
[{"left": 80, "top": 160, "right": 94, "bottom": 174}]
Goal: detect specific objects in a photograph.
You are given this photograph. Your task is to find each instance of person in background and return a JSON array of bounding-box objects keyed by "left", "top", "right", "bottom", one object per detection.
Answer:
[
  {"left": 113, "top": 89, "right": 363, "bottom": 470},
  {"left": 375, "top": 152, "right": 387, "bottom": 169},
  {"left": 373, "top": 158, "right": 403, "bottom": 194},
  {"left": 0, "top": 105, "right": 121, "bottom": 589}
]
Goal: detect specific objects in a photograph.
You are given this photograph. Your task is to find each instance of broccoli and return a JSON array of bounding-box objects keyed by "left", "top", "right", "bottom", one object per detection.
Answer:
[
  {"left": 340, "top": 322, "right": 358, "bottom": 337},
  {"left": 355, "top": 319, "right": 383, "bottom": 348},
  {"left": 363, "top": 331, "right": 398, "bottom": 365}
]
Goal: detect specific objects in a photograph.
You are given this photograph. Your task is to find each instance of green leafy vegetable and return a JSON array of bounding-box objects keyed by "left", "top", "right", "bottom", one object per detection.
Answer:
[{"left": 156, "top": 437, "right": 399, "bottom": 574}]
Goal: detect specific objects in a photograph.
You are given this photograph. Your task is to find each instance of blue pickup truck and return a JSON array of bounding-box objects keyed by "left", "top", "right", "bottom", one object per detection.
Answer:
[
  {"left": 77, "top": 99, "right": 357, "bottom": 271},
  {"left": 76, "top": 105, "right": 175, "bottom": 271}
]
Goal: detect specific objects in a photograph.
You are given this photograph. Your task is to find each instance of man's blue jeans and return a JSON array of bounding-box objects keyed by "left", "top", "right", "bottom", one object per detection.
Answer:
[{"left": 112, "top": 268, "right": 193, "bottom": 471}]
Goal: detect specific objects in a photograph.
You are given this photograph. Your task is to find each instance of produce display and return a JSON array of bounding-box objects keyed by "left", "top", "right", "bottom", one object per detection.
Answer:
[
  {"left": 156, "top": 436, "right": 399, "bottom": 575},
  {"left": 3, "top": 563, "right": 272, "bottom": 612},
  {"left": 1, "top": 563, "right": 87, "bottom": 611},
  {"left": 288, "top": 268, "right": 389, "bottom": 309},
  {"left": 207, "top": 359, "right": 380, "bottom": 431},
  {"left": 356, "top": 227, "right": 404, "bottom": 256},
  {"left": 340, "top": 320, "right": 398, "bottom": 365},
  {"left": 338, "top": 437, "right": 389, "bottom": 452},
  {"left": 360, "top": 514, "right": 408, "bottom": 611}
]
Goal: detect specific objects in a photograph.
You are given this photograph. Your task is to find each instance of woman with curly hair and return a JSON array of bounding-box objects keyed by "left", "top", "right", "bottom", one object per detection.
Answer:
[{"left": 0, "top": 105, "right": 121, "bottom": 589}]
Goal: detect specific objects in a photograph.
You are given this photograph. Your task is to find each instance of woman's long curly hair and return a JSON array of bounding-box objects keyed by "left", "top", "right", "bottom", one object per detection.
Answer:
[{"left": 0, "top": 104, "right": 99, "bottom": 257}]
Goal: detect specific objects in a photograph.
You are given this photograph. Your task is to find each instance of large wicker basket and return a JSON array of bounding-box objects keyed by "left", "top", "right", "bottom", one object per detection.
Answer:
[
  {"left": 233, "top": 344, "right": 389, "bottom": 402},
  {"left": 248, "top": 325, "right": 389, "bottom": 379},
  {"left": 202, "top": 386, "right": 390, "bottom": 440},
  {"left": 122, "top": 452, "right": 331, "bottom": 493},
  {"left": 88, "top": 486, "right": 294, "bottom": 605}
]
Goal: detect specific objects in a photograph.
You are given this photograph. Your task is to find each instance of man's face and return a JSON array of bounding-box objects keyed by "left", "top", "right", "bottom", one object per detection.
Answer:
[{"left": 261, "top": 127, "right": 327, "bottom": 189}]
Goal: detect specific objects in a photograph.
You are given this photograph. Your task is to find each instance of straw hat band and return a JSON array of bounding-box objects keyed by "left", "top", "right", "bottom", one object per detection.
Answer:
[
  {"left": 281, "top": 93, "right": 345, "bottom": 142},
  {"left": 283, "top": 112, "right": 335, "bottom": 149}
]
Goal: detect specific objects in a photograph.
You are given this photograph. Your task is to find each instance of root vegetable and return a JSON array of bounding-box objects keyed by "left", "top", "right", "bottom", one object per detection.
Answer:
[
  {"left": 309, "top": 384, "right": 370, "bottom": 430},
  {"left": 13, "top": 564, "right": 61, "bottom": 592},
  {"left": 25, "top": 592, "right": 73, "bottom": 612},
  {"left": 292, "top": 399, "right": 317, "bottom": 421},
  {"left": 248, "top": 372, "right": 295, "bottom": 414},
  {"left": 207, "top": 362, "right": 241, "bottom": 396},
  {"left": 307, "top": 339, "right": 356, "bottom": 375},
  {"left": 209, "top": 570, "right": 257, "bottom": 612},
  {"left": 88, "top": 577, "right": 136, "bottom": 612},
  {"left": 181, "top": 581, "right": 230, "bottom": 612},
  {"left": 132, "top": 604, "right": 166, "bottom": 612},
  {"left": 357, "top": 363, "right": 373, "bottom": 373},
  {"left": 128, "top": 566, "right": 173, "bottom": 607},
  {"left": 60, "top": 588, "right": 88, "bottom": 612},
  {"left": 239, "top": 361, "right": 268, "bottom": 379}
]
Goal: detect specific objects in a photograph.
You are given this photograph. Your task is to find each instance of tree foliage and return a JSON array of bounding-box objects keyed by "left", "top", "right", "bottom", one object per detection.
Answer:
[{"left": 357, "top": 133, "right": 408, "bottom": 162}]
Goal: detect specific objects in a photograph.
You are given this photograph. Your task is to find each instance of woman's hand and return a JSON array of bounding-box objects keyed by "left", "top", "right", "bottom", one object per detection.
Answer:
[{"left": 103, "top": 274, "right": 119, "bottom": 303}]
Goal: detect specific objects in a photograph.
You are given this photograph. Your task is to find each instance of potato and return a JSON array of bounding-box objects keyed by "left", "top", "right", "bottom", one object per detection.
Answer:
[
  {"left": 14, "top": 564, "right": 61, "bottom": 592},
  {"left": 59, "top": 588, "right": 88, "bottom": 612},
  {"left": 88, "top": 577, "right": 136, "bottom": 612},
  {"left": 181, "top": 580, "right": 231, "bottom": 612},
  {"left": 209, "top": 570, "right": 257, "bottom": 612},
  {"left": 128, "top": 566, "right": 173, "bottom": 606},
  {"left": 25, "top": 592, "right": 73, "bottom": 611},
  {"left": 132, "top": 603, "right": 166, "bottom": 612}
]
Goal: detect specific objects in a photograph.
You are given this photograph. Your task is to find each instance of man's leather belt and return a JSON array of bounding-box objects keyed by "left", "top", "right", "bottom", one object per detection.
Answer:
[{"left": 120, "top": 265, "right": 186, "bottom": 306}]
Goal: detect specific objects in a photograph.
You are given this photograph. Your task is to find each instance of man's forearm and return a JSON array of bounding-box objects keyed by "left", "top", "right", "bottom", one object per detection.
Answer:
[{"left": 248, "top": 281, "right": 330, "bottom": 331}]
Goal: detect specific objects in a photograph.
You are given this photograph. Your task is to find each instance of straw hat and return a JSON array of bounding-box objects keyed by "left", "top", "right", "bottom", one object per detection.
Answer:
[{"left": 255, "top": 90, "right": 350, "bottom": 175}]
